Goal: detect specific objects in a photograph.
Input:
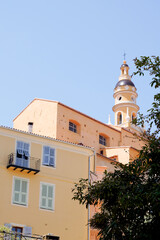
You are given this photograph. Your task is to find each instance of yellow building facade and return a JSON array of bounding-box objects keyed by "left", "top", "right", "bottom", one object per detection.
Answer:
[
  {"left": 0, "top": 126, "right": 95, "bottom": 239},
  {"left": 0, "top": 60, "right": 144, "bottom": 240}
]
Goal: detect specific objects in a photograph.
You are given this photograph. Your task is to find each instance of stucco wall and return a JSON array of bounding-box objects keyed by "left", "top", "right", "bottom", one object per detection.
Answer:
[
  {"left": 56, "top": 104, "right": 121, "bottom": 153},
  {"left": 13, "top": 99, "right": 58, "bottom": 138},
  {"left": 0, "top": 127, "right": 93, "bottom": 239}
]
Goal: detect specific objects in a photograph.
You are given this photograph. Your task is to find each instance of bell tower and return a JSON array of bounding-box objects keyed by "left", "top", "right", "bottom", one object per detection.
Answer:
[{"left": 112, "top": 60, "right": 139, "bottom": 128}]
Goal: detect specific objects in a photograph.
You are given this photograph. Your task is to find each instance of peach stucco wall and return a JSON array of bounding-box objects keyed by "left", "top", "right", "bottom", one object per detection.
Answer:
[
  {"left": 121, "top": 128, "right": 144, "bottom": 150},
  {"left": 13, "top": 99, "right": 58, "bottom": 138},
  {"left": 12, "top": 99, "right": 144, "bottom": 166},
  {"left": 56, "top": 104, "right": 121, "bottom": 153}
]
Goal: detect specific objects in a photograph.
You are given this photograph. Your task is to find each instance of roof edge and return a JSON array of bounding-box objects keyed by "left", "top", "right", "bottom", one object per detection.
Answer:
[
  {"left": 13, "top": 98, "right": 121, "bottom": 133},
  {"left": 0, "top": 125, "right": 95, "bottom": 152}
]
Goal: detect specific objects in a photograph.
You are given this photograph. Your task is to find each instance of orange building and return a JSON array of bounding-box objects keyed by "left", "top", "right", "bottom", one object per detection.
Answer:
[{"left": 13, "top": 60, "right": 143, "bottom": 168}]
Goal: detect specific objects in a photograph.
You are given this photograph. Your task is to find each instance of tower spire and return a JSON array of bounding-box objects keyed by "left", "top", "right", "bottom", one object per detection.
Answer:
[
  {"left": 123, "top": 51, "right": 126, "bottom": 60},
  {"left": 112, "top": 60, "right": 139, "bottom": 128}
]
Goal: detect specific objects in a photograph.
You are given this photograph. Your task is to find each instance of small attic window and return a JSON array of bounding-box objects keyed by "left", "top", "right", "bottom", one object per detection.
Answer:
[
  {"left": 28, "top": 122, "right": 33, "bottom": 133},
  {"left": 69, "top": 120, "right": 80, "bottom": 134},
  {"left": 99, "top": 135, "right": 106, "bottom": 146},
  {"left": 69, "top": 121, "right": 77, "bottom": 133}
]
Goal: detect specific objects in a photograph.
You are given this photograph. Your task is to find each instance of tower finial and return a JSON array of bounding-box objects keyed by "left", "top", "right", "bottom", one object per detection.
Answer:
[
  {"left": 108, "top": 114, "right": 111, "bottom": 125},
  {"left": 123, "top": 51, "right": 126, "bottom": 61}
]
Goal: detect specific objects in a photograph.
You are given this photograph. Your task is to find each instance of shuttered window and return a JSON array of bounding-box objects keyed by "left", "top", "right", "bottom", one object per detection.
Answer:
[
  {"left": 40, "top": 183, "right": 54, "bottom": 211},
  {"left": 13, "top": 177, "right": 28, "bottom": 206},
  {"left": 43, "top": 146, "right": 55, "bottom": 167}
]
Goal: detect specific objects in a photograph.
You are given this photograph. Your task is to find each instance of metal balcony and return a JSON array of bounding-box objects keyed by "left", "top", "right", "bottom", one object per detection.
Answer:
[{"left": 7, "top": 153, "right": 40, "bottom": 174}]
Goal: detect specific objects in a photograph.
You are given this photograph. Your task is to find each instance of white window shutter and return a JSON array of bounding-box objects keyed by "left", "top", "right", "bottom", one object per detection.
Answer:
[
  {"left": 23, "top": 226, "right": 32, "bottom": 236},
  {"left": 4, "top": 223, "right": 12, "bottom": 229}
]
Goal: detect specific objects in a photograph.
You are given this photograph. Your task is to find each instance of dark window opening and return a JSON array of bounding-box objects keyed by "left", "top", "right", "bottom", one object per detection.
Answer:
[
  {"left": 117, "top": 113, "right": 122, "bottom": 125},
  {"left": 99, "top": 135, "right": 106, "bottom": 146},
  {"left": 12, "top": 227, "right": 23, "bottom": 240},
  {"left": 100, "top": 150, "right": 103, "bottom": 155},
  {"left": 69, "top": 122, "right": 77, "bottom": 133}
]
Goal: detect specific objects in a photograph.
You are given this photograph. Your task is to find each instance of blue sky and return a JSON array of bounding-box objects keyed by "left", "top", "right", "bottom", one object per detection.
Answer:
[{"left": 0, "top": 0, "right": 159, "bottom": 127}]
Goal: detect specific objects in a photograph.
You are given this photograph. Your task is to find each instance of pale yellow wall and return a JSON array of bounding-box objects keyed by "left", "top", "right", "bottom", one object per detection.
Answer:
[
  {"left": 56, "top": 104, "right": 121, "bottom": 153},
  {"left": 13, "top": 99, "right": 58, "bottom": 138},
  {"left": 96, "top": 155, "right": 115, "bottom": 172},
  {"left": 0, "top": 127, "right": 94, "bottom": 239},
  {"left": 104, "top": 147, "right": 130, "bottom": 164}
]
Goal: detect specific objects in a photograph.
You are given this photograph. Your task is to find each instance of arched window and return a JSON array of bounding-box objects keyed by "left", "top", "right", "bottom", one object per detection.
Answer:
[
  {"left": 117, "top": 112, "right": 122, "bottom": 125},
  {"left": 69, "top": 120, "right": 80, "bottom": 134},
  {"left": 99, "top": 134, "right": 110, "bottom": 146},
  {"left": 99, "top": 135, "right": 106, "bottom": 146}
]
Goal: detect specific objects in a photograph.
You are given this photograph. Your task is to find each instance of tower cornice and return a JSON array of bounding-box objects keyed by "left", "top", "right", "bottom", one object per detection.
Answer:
[{"left": 112, "top": 103, "right": 140, "bottom": 112}]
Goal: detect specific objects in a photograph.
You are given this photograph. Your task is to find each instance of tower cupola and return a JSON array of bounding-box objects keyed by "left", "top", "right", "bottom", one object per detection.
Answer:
[{"left": 112, "top": 60, "right": 139, "bottom": 128}]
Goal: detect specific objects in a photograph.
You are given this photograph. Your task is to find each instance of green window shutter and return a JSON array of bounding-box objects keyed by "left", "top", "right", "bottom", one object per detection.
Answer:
[
  {"left": 41, "top": 184, "right": 47, "bottom": 208},
  {"left": 14, "top": 179, "right": 20, "bottom": 203},
  {"left": 14, "top": 179, "right": 20, "bottom": 191},
  {"left": 40, "top": 183, "right": 54, "bottom": 210},
  {"left": 13, "top": 178, "right": 28, "bottom": 205}
]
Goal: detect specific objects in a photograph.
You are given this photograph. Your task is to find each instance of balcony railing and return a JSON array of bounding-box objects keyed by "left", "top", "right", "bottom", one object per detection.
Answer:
[{"left": 7, "top": 153, "right": 40, "bottom": 174}]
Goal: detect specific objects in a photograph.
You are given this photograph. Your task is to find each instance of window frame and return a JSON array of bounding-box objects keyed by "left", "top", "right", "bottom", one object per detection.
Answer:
[
  {"left": 15, "top": 140, "right": 30, "bottom": 168},
  {"left": 39, "top": 182, "right": 55, "bottom": 211},
  {"left": 12, "top": 177, "right": 29, "bottom": 207},
  {"left": 42, "top": 145, "right": 56, "bottom": 168},
  {"left": 99, "top": 135, "right": 107, "bottom": 146},
  {"left": 12, "top": 227, "right": 23, "bottom": 240},
  {"left": 117, "top": 112, "right": 123, "bottom": 125},
  {"left": 69, "top": 121, "right": 77, "bottom": 133}
]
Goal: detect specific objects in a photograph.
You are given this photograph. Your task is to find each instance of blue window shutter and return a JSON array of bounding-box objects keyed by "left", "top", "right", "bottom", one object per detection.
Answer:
[
  {"left": 23, "top": 226, "right": 32, "bottom": 236},
  {"left": 4, "top": 223, "right": 12, "bottom": 229}
]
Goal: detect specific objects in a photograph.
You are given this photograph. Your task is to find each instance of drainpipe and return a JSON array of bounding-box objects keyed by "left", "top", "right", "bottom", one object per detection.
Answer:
[{"left": 88, "top": 151, "right": 96, "bottom": 240}]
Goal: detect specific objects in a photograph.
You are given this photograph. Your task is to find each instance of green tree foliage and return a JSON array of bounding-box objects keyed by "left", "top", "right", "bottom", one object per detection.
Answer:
[
  {"left": 72, "top": 56, "right": 160, "bottom": 240},
  {"left": 0, "top": 225, "right": 11, "bottom": 240}
]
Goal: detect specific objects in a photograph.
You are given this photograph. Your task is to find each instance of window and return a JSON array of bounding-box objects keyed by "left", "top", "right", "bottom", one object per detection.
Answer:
[
  {"left": 12, "top": 177, "right": 28, "bottom": 206},
  {"left": 43, "top": 146, "right": 55, "bottom": 167},
  {"left": 69, "top": 121, "right": 77, "bottom": 133},
  {"left": 99, "top": 135, "right": 106, "bottom": 146},
  {"left": 100, "top": 150, "right": 103, "bottom": 155},
  {"left": 131, "top": 96, "right": 135, "bottom": 103},
  {"left": 12, "top": 227, "right": 23, "bottom": 240},
  {"left": 117, "top": 112, "right": 122, "bottom": 125},
  {"left": 117, "top": 95, "right": 122, "bottom": 101},
  {"left": 16, "top": 141, "right": 30, "bottom": 168},
  {"left": 28, "top": 122, "right": 33, "bottom": 133},
  {"left": 40, "top": 183, "right": 55, "bottom": 211},
  {"left": 118, "top": 96, "right": 122, "bottom": 101}
]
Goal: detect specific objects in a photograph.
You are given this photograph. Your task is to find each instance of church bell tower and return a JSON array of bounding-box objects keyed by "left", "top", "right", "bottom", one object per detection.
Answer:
[{"left": 112, "top": 60, "right": 139, "bottom": 128}]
